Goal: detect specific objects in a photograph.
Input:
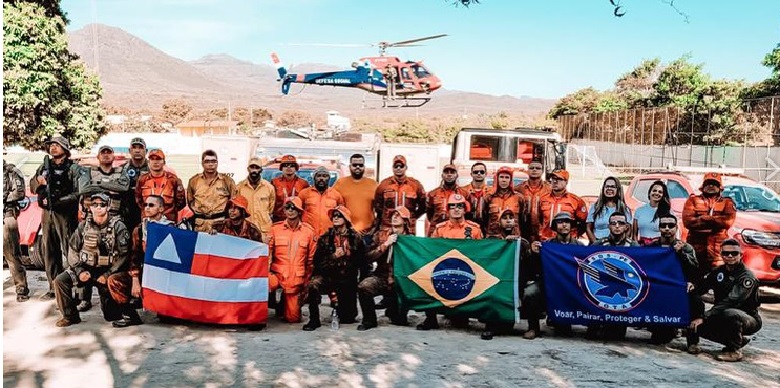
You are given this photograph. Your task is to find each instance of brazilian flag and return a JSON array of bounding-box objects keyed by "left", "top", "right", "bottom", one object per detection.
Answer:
[{"left": 393, "top": 235, "right": 520, "bottom": 323}]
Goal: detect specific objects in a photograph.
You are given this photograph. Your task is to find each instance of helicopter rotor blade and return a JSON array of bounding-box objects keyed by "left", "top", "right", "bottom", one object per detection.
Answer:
[
  {"left": 385, "top": 34, "right": 447, "bottom": 48},
  {"left": 280, "top": 43, "right": 370, "bottom": 48}
]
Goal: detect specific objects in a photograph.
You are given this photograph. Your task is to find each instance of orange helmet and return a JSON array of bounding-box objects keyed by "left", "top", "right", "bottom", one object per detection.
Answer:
[
  {"left": 228, "top": 195, "right": 250, "bottom": 216},
  {"left": 701, "top": 172, "right": 723, "bottom": 190},
  {"left": 284, "top": 197, "right": 304, "bottom": 212},
  {"left": 328, "top": 206, "right": 353, "bottom": 225},
  {"left": 447, "top": 193, "right": 471, "bottom": 212}
]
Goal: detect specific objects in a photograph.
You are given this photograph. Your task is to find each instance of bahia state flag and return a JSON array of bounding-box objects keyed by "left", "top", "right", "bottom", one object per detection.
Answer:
[
  {"left": 142, "top": 222, "right": 269, "bottom": 325},
  {"left": 393, "top": 235, "right": 520, "bottom": 323},
  {"left": 541, "top": 243, "right": 689, "bottom": 327}
]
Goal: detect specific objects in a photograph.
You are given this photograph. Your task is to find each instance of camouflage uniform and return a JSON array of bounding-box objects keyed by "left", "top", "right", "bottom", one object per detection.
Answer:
[{"left": 4, "top": 160, "right": 29, "bottom": 298}]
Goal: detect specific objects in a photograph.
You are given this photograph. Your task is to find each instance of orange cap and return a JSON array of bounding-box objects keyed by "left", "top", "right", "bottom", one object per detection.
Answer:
[
  {"left": 280, "top": 154, "right": 297, "bottom": 164},
  {"left": 443, "top": 164, "right": 457, "bottom": 172},
  {"left": 392, "top": 155, "right": 407, "bottom": 165},
  {"left": 392, "top": 207, "right": 411, "bottom": 221},
  {"left": 148, "top": 149, "right": 165, "bottom": 160},
  {"left": 701, "top": 172, "right": 722, "bottom": 189},
  {"left": 499, "top": 208, "right": 516, "bottom": 219},
  {"left": 284, "top": 197, "right": 304, "bottom": 212},
  {"left": 328, "top": 206, "right": 353, "bottom": 225},
  {"left": 228, "top": 195, "right": 250, "bottom": 216},
  {"left": 550, "top": 169, "right": 570, "bottom": 181},
  {"left": 496, "top": 166, "right": 513, "bottom": 177}
]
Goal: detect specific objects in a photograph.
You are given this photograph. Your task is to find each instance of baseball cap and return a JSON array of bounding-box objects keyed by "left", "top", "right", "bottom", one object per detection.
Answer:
[
  {"left": 148, "top": 149, "right": 165, "bottom": 160},
  {"left": 392, "top": 155, "right": 407, "bottom": 166},
  {"left": 550, "top": 169, "right": 570, "bottom": 181},
  {"left": 313, "top": 166, "right": 330, "bottom": 177},
  {"left": 443, "top": 164, "right": 457, "bottom": 172},
  {"left": 130, "top": 137, "right": 146, "bottom": 147},
  {"left": 90, "top": 192, "right": 110, "bottom": 203},
  {"left": 98, "top": 145, "right": 114, "bottom": 153},
  {"left": 280, "top": 155, "right": 297, "bottom": 164},
  {"left": 248, "top": 157, "right": 263, "bottom": 168},
  {"left": 392, "top": 207, "right": 411, "bottom": 221}
]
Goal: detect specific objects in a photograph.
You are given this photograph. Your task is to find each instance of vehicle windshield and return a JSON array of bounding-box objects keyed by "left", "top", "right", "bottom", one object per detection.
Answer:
[
  {"left": 631, "top": 178, "right": 690, "bottom": 203},
  {"left": 412, "top": 64, "right": 431, "bottom": 78},
  {"left": 722, "top": 185, "right": 780, "bottom": 212},
  {"left": 262, "top": 168, "right": 339, "bottom": 187}
]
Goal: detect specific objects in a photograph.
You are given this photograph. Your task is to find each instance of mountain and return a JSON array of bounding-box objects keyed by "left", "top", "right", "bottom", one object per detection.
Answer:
[{"left": 67, "top": 24, "right": 555, "bottom": 118}]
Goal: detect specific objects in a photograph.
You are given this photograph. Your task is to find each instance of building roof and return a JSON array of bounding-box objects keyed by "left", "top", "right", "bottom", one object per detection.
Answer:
[{"left": 176, "top": 120, "right": 240, "bottom": 128}]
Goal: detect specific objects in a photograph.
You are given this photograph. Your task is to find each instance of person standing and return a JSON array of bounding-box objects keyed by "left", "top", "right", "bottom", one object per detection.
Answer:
[
  {"left": 135, "top": 149, "right": 186, "bottom": 223},
  {"left": 537, "top": 169, "right": 588, "bottom": 241},
  {"left": 120, "top": 137, "right": 150, "bottom": 231},
  {"left": 682, "top": 172, "right": 737, "bottom": 278},
  {"left": 425, "top": 164, "right": 468, "bottom": 236},
  {"left": 483, "top": 166, "right": 524, "bottom": 238},
  {"left": 270, "top": 155, "right": 309, "bottom": 222},
  {"left": 107, "top": 195, "right": 176, "bottom": 328},
  {"left": 299, "top": 167, "right": 345, "bottom": 238},
  {"left": 209, "top": 196, "right": 263, "bottom": 242},
  {"left": 30, "top": 136, "right": 81, "bottom": 300},
  {"left": 268, "top": 197, "right": 318, "bottom": 323},
  {"left": 303, "top": 207, "right": 365, "bottom": 330},
  {"left": 53, "top": 193, "right": 130, "bottom": 327},
  {"left": 633, "top": 180, "right": 671, "bottom": 245},
  {"left": 687, "top": 239, "right": 761, "bottom": 362},
  {"left": 236, "top": 157, "right": 276, "bottom": 242},
  {"left": 373, "top": 155, "right": 427, "bottom": 235},
  {"left": 515, "top": 160, "right": 551, "bottom": 242},
  {"left": 332, "top": 154, "right": 378, "bottom": 235},
  {"left": 187, "top": 150, "right": 238, "bottom": 232},
  {"left": 461, "top": 162, "right": 491, "bottom": 232},
  {"left": 4, "top": 155, "right": 29, "bottom": 302},
  {"left": 586, "top": 176, "right": 632, "bottom": 243}
]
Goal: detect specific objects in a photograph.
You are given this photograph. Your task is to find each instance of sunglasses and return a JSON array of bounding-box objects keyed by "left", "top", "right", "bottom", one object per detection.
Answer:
[
  {"left": 284, "top": 204, "right": 298, "bottom": 210},
  {"left": 91, "top": 202, "right": 108, "bottom": 208},
  {"left": 609, "top": 220, "right": 628, "bottom": 226},
  {"left": 721, "top": 251, "right": 740, "bottom": 257},
  {"left": 472, "top": 170, "right": 486, "bottom": 175},
  {"left": 448, "top": 203, "right": 466, "bottom": 209},
  {"left": 351, "top": 163, "right": 364, "bottom": 168},
  {"left": 203, "top": 159, "right": 218, "bottom": 164},
  {"left": 331, "top": 212, "right": 344, "bottom": 219},
  {"left": 281, "top": 163, "right": 296, "bottom": 168},
  {"left": 393, "top": 164, "right": 405, "bottom": 169},
  {"left": 144, "top": 203, "right": 158, "bottom": 208},
  {"left": 659, "top": 222, "right": 676, "bottom": 229}
]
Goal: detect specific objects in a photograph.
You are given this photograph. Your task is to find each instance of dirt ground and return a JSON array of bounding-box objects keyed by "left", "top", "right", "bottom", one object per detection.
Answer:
[{"left": 3, "top": 270, "right": 780, "bottom": 388}]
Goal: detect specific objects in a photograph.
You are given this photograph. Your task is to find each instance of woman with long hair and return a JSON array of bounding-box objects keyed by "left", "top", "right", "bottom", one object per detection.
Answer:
[
  {"left": 633, "top": 180, "right": 671, "bottom": 245},
  {"left": 586, "top": 176, "right": 632, "bottom": 243}
]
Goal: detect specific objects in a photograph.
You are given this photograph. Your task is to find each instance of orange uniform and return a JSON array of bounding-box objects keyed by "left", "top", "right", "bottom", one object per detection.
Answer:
[
  {"left": 374, "top": 176, "right": 427, "bottom": 234},
  {"left": 682, "top": 194, "right": 736, "bottom": 272},
  {"left": 268, "top": 220, "right": 318, "bottom": 323},
  {"left": 461, "top": 182, "right": 491, "bottom": 228},
  {"left": 135, "top": 171, "right": 186, "bottom": 222},
  {"left": 298, "top": 187, "right": 345, "bottom": 238},
  {"left": 538, "top": 191, "right": 588, "bottom": 240},
  {"left": 516, "top": 179, "right": 552, "bottom": 242},
  {"left": 425, "top": 184, "right": 469, "bottom": 236},
  {"left": 431, "top": 219, "right": 484, "bottom": 239},
  {"left": 483, "top": 188, "right": 525, "bottom": 238},
  {"left": 332, "top": 177, "right": 378, "bottom": 233},
  {"left": 270, "top": 176, "right": 309, "bottom": 221}
]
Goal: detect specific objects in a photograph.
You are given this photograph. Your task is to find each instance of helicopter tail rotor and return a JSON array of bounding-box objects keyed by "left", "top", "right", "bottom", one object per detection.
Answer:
[{"left": 270, "top": 52, "right": 293, "bottom": 95}]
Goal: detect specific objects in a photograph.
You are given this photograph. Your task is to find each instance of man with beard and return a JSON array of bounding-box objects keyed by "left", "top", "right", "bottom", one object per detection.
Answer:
[
  {"left": 425, "top": 164, "right": 468, "bottom": 236},
  {"left": 209, "top": 195, "right": 263, "bottom": 242},
  {"left": 30, "top": 136, "right": 81, "bottom": 300},
  {"left": 461, "top": 162, "right": 490, "bottom": 232},
  {"left": 4, "top": 153, "right": 29, "bottom": 302},
  {"left": 299, "top": 167, "right": 345, "bottom": 238},
  {"left": 538, "top": 169, "right": 588, "bottom": 241},
  {"left": 187, "top": 150, "right": 238, "bottom": 232},
  {"left": 373, "top": 155, "right": 426, "bottom": 235},
  {"left": 303, "top": 206, "right": 365, "bottom": 330},
  {"left": 483, "top": 166, "right": 524, "bottom": 238},
  {"left": 236, "top": 157, "right": 276, "bottom": 242},
  {"left": 646, "top": 213, "right": 698, "bottom": 344},
  {"left": 515, "top": 160, "right": 551, "bottom": 242},
  {"left": 270, "top": 155, "right": 310, "bottom": 222},
  {"left": 120, "top": 137, "right": 150, "bottom": 231},
  {"left": 333, "top": 154, "right": 378, "bottom": 235},
  {"left": 683, "top": 172, "right": 737, "bottom": 278},
  {"left": 135, "top": 149, "right": 186, "bottom": 223}
]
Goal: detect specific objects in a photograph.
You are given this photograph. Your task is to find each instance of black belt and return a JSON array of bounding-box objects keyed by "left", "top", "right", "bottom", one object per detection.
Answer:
[{"left": 192, "top": 211, "right": 227, "bottom": 220}]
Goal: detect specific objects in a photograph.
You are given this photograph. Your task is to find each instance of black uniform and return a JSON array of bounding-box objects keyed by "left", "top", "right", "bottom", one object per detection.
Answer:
[
  {"left": 120, "top": 160, "right": 149, "bottom": 231},
  {"left": 30, "top": 157, "right": 81, "bottom": 292},
  {"left": 687, "top": 262, "right": 762, "bottom": 351},
  {"left": 589, "top": 236, "right": 640, "bottom": 340},
  {"left": 647, "top": 238, "right": 699, "bottom": 343},
  {"left": 4, "top": 161, "right": 29, "bottom": 297}
]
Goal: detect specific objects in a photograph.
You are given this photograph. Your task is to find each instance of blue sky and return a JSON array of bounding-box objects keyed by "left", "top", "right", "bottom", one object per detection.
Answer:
[{"left": 62, "top": 0, "right": 778, "bottom": 99}]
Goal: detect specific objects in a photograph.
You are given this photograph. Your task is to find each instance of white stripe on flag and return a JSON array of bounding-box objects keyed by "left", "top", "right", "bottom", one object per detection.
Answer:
[
  {"left": 143, "top": 264, "right": 268, "bottom": 302},
  {"left": 194, "top": 233, "right": 269, "bottom": 260}
]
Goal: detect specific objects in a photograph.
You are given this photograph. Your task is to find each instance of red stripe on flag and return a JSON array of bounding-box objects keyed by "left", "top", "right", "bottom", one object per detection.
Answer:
[
  {"left": 143, "top": 288, "right": 268, "bottom": 325},
  {"left": 190, "top": 254, "right": 269, "bottom": 279}
]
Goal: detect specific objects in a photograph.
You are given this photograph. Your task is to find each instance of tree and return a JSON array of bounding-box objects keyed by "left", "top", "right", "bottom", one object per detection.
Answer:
[
  {"left": 743, "top": 43, "right": 780, "bottom": 99},
  {"left": 548, "top": 87, "right": 602, "bottom": 118},
  {"left": 651, "top": 55, "right": 710, "bottom": 109},
  {"left": 614, "top": 58, "right": 662, "bottom": 108},
  {"left": 3, "top": 1, "right": 106, "bottom": 151}
]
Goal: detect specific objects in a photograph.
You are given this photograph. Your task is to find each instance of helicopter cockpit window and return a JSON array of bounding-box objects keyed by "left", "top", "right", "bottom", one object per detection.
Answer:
[
  {"left": 412, "top": 65, "right": 431, "bottom": 78},
  {"left": 401, "top": 68, "right": 412, "bottom": 80}
]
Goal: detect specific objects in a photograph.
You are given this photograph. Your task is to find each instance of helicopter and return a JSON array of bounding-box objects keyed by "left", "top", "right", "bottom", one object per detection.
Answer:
[{"left": 271, "top": 34, "right": 446, "bottom": 108}]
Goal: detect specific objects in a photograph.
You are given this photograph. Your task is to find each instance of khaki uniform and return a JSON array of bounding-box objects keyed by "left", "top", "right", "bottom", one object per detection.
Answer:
[
  {"left": 187, "top": 173, "right": 238, "bottom": 232},
  {"left": 4, "top": 161, "right": 28, "bottom": 296},
  {"left": 236, "top": 178, "right": 276, "bottom": 242}
]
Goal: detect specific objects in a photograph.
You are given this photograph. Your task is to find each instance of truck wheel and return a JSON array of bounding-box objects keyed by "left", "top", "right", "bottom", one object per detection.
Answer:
[{"left": 27, "top": 237, "right": 44, "bottom": 270}]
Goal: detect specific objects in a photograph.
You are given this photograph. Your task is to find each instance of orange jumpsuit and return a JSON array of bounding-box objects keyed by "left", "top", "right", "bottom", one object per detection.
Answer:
[
  {"left": 268, "top": 220, "right": 318, "bottom": 323},
  {"left": 425, "top": 184, "right": 469, "bottom": 236},
  {"left": 298, "top": 187, "right": 345, "bottom": 238},
  {"left": 374, "top": 176, "right": 427, "bottom": 234},
  {"left": 516, "top": 179, "right": 552, "bottom": 242},
  {"left": 461, "top": 182, "right": 491, "bottom": 230},
  {"left": 538, "top": 191, "right": 588, "bottom": 241},
  {"left": 136, "top": 171, "right": 187, "bottom": 223},
  {"left": 431, "top": 219, "right": 484, "bottom": 239},
  {"left": 270, "top": 176, "right": 309, "bottom": 222},
  {"left": 682, "top": 194, "right": 736, "bottom": 275},
  {"left": 483, "top": 188, "right": 525, "bottom": 238}
]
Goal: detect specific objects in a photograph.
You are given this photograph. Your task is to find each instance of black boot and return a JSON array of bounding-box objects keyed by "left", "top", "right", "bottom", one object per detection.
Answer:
[
  {"left": 303, "top": 303, "right": 321, "bottom": 331},
  {"left": 112, "top": 307, "right": 143, "bottom": 328},
  {"left": 416, "top": 312, "right": 439, "bottom": 331}
]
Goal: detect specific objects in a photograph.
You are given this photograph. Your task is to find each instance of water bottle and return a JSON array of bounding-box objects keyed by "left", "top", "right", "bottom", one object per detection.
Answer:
[{"left": 331, "top": 306, "right": 340, "bottom": 330}]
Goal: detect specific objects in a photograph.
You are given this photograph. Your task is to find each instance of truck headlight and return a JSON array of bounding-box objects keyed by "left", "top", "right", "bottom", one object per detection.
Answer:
[{"left": 741, "top": 229, "right": 780, "bottom": 248}]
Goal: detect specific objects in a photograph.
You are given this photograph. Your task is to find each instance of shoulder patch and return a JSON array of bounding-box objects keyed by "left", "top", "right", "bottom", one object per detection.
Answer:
[
  {"left": 716, "top": 272, "right": 725, "bottom": 282},
  {"left": 742, "top": 278, "right": 755, "bottom": 289}
]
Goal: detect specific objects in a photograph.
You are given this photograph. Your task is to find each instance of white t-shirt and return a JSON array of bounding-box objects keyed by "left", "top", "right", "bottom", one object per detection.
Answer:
[
  {"left": 586, "top": 203, "right": 633, "bottom": 240},
  {"left": 634, "top": 203, "right": 661, "bottom": 240}
]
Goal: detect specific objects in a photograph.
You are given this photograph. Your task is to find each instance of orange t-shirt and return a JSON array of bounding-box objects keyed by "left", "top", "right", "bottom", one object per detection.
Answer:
[{"left": 333, "top": 176, "right": 378, "bottom": 233}]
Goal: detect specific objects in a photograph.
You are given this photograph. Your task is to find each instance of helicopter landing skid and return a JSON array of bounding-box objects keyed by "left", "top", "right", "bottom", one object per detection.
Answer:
[{"left": 362, "top": 96, "right": 431, "bottom": 109}]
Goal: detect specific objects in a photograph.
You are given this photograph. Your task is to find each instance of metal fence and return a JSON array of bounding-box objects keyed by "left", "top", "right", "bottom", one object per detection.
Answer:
[{"left": 554, "top": 96, "right": 780, "bottom": 191}]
